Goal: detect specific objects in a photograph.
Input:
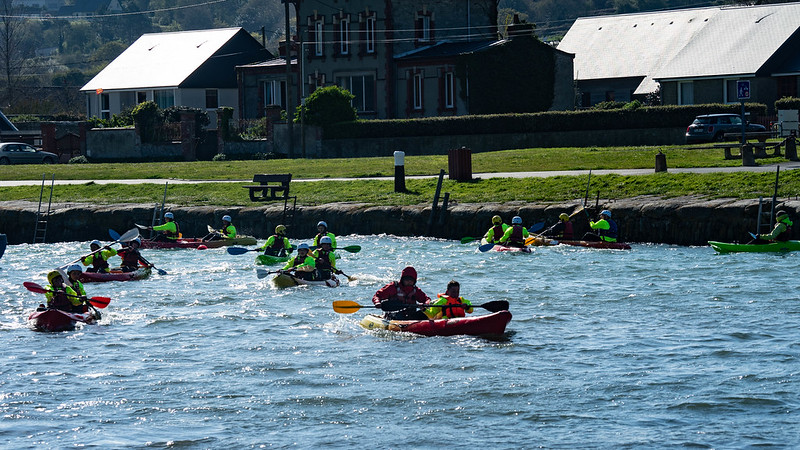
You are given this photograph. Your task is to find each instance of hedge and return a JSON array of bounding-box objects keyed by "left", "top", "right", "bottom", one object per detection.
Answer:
[{"left": 324, "top": 103, "right": 768, "bottom": 139}]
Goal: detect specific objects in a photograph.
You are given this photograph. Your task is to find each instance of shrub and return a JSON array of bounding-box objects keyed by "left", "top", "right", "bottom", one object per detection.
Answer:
[
  {"left": 295, "top": 86, "right": 357, "bottom": 128},
  {"left": 775, "top": 97, "right": 800, "bottom": 110},
  {"left": 69, "top": 155, "right": 89, "bottom": 164},
  {"left": 212, "top": 153, "right": 227, "bottom": 161},
  {"left": 131, "top": 101, "right": 162, "bottom": 141}
]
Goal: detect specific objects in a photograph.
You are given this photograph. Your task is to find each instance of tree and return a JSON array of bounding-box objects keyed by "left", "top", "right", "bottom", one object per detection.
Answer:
[
  {"left": 0, "top": 0, "right": 30, "bottom": 108},
  {"left": 294, "top": 86, "right": 357, "bottom": 127}
]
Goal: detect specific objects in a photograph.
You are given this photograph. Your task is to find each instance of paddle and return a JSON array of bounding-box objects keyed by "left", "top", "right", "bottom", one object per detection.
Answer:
[
  {"left": 109, "top": 229, "right": 167, "bottom": 275},
  {"left": 528, "top": 222, "right": 544, "bottom": 233},
  {"left": 23, "top": 282, "right": 111, "bottom": 309},
  {"left": 256, "top": 268, "right": 282, "bottom": 279},
  {"left": 335, "top": 270, "right": 356, "bottom": 282},
  {"left": 60, "top": 228, "right": 139, "bottom": 269},
  {"left": 310, "top": 245, "right": 361, "bottom": 253},
  {"left": 460, "top": 237, "right": 479, "bottom": 244},
  {"left": 332, "top": 300, "right": 510, "bottom": 314},
  {"left": 478, "top": 243, "right": 496, "bottom": 252},
  {"left": 227, "top": 246, "right": 259, "bottom": 255}
]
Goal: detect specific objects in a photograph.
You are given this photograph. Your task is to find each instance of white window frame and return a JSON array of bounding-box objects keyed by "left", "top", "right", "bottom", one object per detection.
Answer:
[
  {"left": 366, "top": 16, "right": 375, "bottom": 54},
  {"left": 100, "top": 93, "right": 110, "bottom": 120},
  {"left": 444, "top": 72, "right": 454, "bottom": 108},
  {"left": 263, "top": 80, "right": 282, "bottom": 108},
  {"left": 340, "top": 17, "right": 350, "bottom": 55},
  {"left": 414, "top": 73, "right": 424, "bottom": 110},
  {"left": 421, "top": 16, "right": 431, "bottom": 42},
  {"left": 314, "top": 21, "right": 324, "bottom": 56},
  {"left": 678, "top": 81, "right": 694, "bottom": 105}
]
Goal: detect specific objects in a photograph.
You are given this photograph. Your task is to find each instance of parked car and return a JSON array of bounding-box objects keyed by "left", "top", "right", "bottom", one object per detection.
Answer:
[
  {"left": 685, "top": 114, "right": 766, "bottom": 144},
  {"left": 0, "top": 142, "right": 58, "bottom": 165}
]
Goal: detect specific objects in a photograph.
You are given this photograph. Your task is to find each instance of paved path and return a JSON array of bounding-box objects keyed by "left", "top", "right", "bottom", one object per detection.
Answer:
[{"left": 2, "top": 161, "right": 799, "bottom": 187}]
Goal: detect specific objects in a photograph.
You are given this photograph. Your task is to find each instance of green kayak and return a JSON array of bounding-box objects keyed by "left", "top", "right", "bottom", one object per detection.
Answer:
[
  {"left": 255, "top": 254, "right": 291, "bottom": 265},
  {"left": 709, "top": 240, "right": 800, "bottom": 253}
]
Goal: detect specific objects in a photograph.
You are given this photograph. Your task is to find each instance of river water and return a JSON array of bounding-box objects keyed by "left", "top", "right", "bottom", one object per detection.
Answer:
[{"left": 0, "top": 235, "right": 798, "bottom": 448}]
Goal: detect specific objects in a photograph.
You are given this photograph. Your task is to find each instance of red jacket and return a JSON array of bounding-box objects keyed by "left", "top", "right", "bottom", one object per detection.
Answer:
[{"left": 371, "top": 266, "right": 429, "bottom": 307}]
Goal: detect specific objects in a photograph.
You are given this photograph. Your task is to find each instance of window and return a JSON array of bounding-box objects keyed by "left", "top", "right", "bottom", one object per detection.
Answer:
[
  {"left": 777, "top": 76, "right": 798, "bottom": 98},
  {"left": 415, "top": 10, "right": 433, "bottom": 44},
  {"left": 678, "top": 81, "right": 694, "bottom": 105},
  {"left": 205, "top": 89, "right": 218, "bottom": 109},
  {"left": 443, "top": 71, "right": 454, "bottom": 109},
  {"left": 414, "top": 73, "right": 424, "bottom": 110},
  {"left": 421, "top": 16, "right": 431, "bottom": 42},
  {"left": 605, "top": 91, "right": 615, "bottom": 102},
  {"left": 314, "top": 21, "right": 324, "bottom": 56},
  {"left": 263, "top": 80, "right": 285, "bottom": 109},
  {"left": 724, "top": 79, "right": 739, "bottom": 103},
  {"left": 100, "top": 93, "right": 110, "bottom": 120},
  {"left": 339, "top": 17, "right": 350, "bottom": 55},
  {"left": 335, "top": 74, "right": 375, "bottom": 112},
  {"left": 365, "top": 16, "right": 375, "bottom": 54},
  {"left": 137, "top": 91, "right": 147, "bottom": 103},
  {"left": 580, "top": 92, "right": 591, "bottom": 107},
  {"left": 154, "top": 90, "right": 174, "bottom": 109}
]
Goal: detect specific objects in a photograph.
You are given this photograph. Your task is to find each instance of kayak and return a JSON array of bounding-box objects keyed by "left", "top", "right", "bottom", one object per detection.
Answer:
[
  {"left": 28, "top": 308, "right": 97, "bottom": 332},
  {"left": 360, "top": 310, "right": 512, "bottom": 337},
  {"left": 559, "top": 240, "right": 632, "bottom": 250},
  {"left": 479, "top": 239, "right": 532, "bottom": 253},
  {"left": 256, "top": 254, "right": 291, "bottom": 265},
  {"left": 526, "top": 236, "right": 558, "bottom": 246},
  {"left": 709, "top": 240, "right": 800, "bottom": 253},
  {"left": 0, "top": 233, "right": 6, "bottom": 260},
  {"left": 80, "top": 266, "right": 152, "bottom": 283},
  {"left": 140, "top": 236, "right": 257, "bottom": 249},
  {"left": 272, "top": 273, "right": 340, "bottom": 288}
]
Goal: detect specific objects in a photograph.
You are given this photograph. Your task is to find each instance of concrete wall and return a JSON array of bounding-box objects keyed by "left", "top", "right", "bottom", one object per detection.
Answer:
[
  {"left": 1, "top": 197, "right": 797, "bottom": 246},
  {"left": 85, "top": 127, "right": 182, "bottom": 160}
]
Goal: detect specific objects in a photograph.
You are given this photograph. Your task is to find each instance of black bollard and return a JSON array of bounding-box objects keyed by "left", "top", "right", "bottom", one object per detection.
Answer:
[
  {"left": 655, "top": 151, "right": 667, "bottom": 172},
  {"left": 394, "top": 151, "right": 406, "bottom": 193}
]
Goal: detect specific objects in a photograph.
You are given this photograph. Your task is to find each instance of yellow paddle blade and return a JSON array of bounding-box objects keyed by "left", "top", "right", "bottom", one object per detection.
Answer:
[{"left": 332, "top": 300, "right": 363, "bottom": 314}]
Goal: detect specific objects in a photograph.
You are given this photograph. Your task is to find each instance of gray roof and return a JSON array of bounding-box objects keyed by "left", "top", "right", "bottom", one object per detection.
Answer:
[
  {"left": 81, "top": 28, "right": 251, "bottom": 92},
  {"left": 557, "top": 3, "right": 800, "bottom": 94},
  {"left": 394, "top": 40, "right": 506, "bottom": 61}
]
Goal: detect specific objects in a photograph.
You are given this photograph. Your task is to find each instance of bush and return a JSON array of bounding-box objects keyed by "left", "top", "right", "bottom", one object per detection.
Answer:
[
  {"left": 775, "top": 97, "right": 800, "bottom": 110},
  {"left": 69, "top": 155, "right": 89, "bottom": 164},
  {"left": 212, "top": 153, "right": 227, "bottom": 161},
  {"left": 593, "top": 101, "right": 627, "bottom": 110},
  {"left": 131, "top": 101, "right": 162, "bottom": 141},
  {"left": 294, "top": 86, "right": 357, "bottom": 128}
]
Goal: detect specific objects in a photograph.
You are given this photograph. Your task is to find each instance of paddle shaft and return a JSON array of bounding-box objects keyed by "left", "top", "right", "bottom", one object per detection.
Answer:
[
  {"left": 61, "top": 228, "right": 139, "bottom": 269},
  {"left": 23, "top": 282, "right": 110, "bottom": 308},
  {"left": 333, "top": 300, "right": 508, "bottom": 314}
]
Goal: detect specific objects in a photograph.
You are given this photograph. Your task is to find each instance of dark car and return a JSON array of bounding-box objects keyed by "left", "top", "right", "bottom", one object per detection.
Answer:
[
  {"left": 685, "top": 113, "right": 766, "bottom": 144},
  {"left": 0, "top": 142, "right": 58, "bottom": 165}
]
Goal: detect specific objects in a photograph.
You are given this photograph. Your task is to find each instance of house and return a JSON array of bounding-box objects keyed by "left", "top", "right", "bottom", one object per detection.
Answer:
[
  {"left": 557, "top": 3, "right": 800, "bottom": 112},
  {"left": 81, "top": 28, "right": 271, "bottom": 127},
  {"left": 236, "top": 1, "right": 573, "bottom": 121}
]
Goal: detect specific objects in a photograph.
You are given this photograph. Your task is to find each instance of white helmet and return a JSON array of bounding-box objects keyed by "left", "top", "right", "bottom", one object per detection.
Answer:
[
  {"left": 297, "top": 243, "right": 310, "bottom": 251},
  {"left": 317, "top": 221, "right": 327, "bottom": 228},
  {"left": 67, "top": 264, "right": 83, "bottom": 274},
  {"left": 222, "top": 215, "right": 232, "bottom": 222},
  {"left": 320, "top": 236, "right": 332, "bottom": 245},
  {"left": 131, "top": 237, "right": 142, "bottom": 246},
  {"left": 90, "top": 239, "right": 101, "bottom": 248},
  {"left": 164, "top": 212, "right": 174, "bottom": 219},
  {"left": 512, "top": 216, "right": 522, "bottom": 224}
]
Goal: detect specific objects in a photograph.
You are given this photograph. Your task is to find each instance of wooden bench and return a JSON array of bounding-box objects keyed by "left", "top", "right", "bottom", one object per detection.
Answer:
[
  {"left": 714, "top": 142, "right": 782, "bottom": 160},
  {"left": 242, "top": 174, "right": 291, "bottom": 201}
]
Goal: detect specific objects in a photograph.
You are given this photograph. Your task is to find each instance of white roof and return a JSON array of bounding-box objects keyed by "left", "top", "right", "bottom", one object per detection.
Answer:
[
  {"left": 557, "top": 4, "right": 800, "bottom": 94},
  {"left": 81, "top": 28, "right": 245, "bottom": 91}
]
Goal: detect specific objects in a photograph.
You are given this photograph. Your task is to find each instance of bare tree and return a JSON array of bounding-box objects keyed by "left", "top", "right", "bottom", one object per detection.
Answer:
[{"left": 0, "top": 0, "right": 29, "bottom": 109}]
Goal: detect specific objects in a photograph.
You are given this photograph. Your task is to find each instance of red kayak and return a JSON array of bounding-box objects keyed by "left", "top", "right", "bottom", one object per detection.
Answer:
[
  {"left": 80, "top": 267, "right": 151, "bottom": 283},
  {"left": 139, "top": 236, "right": 257, "bottom": 249},
  {"left": 28, "top": 308, "right": 97, "bottom": 332},
  {"left": 559, "top": 240, "right": 631, "bottom": 250},
  {"left": 360, "top": 310, "right": 512, "bottom": 337}
]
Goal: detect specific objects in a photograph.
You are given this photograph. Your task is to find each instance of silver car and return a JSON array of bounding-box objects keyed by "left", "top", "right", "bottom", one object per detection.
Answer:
[
  {"left": 685, "top": 113, "right": 766, "bottom": 144},
  {"left": 0, "top": 142, "right": 58, "bottom": 165}
]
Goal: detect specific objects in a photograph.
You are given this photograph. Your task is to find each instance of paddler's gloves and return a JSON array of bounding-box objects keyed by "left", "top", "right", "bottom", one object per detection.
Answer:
[{"left": 380, "top": 299, "right": 404, "bottom": 312}]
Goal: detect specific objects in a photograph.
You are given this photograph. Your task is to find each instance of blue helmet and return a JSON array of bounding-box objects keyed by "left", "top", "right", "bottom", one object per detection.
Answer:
[
  {"left": 317, "top": 221, "right": 328, "bottom": 228},
  {"left": 512, "top": 216, "right": 522, "bottom": 224},
  {"left": 297, "top": 243, "right": 310, "bottom": 251},
  {"left": 601, "top": 210, "right": 612, "bottom": 218},
  {"left": 222, "top": 215, "right": 232, "bottom": 222}
]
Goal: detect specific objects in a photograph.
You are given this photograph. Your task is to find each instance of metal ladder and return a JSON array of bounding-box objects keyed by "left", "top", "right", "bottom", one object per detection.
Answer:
[
  {"left": 756, "top": 166, "right": 782, "bottom": 235},
  {"left": 33, "top": 174, "right": 55, "bottom": 244},
  {"left": 282, "top": 195, "right": 297, "bottom": 229}
]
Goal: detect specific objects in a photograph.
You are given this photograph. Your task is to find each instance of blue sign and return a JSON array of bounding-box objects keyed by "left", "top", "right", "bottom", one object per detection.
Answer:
[{"left": 737, "top": 80, "right": 750, "bottom": 100}]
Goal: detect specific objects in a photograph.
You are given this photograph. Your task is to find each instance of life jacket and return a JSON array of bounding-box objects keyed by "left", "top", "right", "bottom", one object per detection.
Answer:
[
  {"left": 436, "top": 294, "right": 466, "bottom": 318},
  {"left": 600, "top": 219, "right": 618, "bottom": 241},
  {"left": 562, "top": 221, "right": 574, "bottom": 239},
  {"left": 89, "top": 252, "right": 110, "bottom": 272},
  {"left": 490, "top": 225, "right": 504, "bottom": 242},
  {"left": 777, "top": 221, "right": 793, "bottom": 241},
  {"left": 48, "top": 286, "right": 74, "bottom": 311},
  {"left": 268, "top": 234, "right": 287, "bottom": 250},
  {"left": 166, "top": 221, "right": 180, "bottom": 239},
  {"left": 291, "top": 254, "right": 312, "bottom": 268},
  {"left": 118, "top": 248, "right": 141, "bottom": 268},
  {"left": 508, "top": 224, "right": 525, "bottom": 246},
  {"left": 315, "top": 249, "right": 333, "bottom": 271},
  {"left": 391, "top": 281, "right": 418, "bottom": 305}
]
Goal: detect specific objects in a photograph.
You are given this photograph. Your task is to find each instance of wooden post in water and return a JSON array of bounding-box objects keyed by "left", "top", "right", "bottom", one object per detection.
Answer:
[{"left": 427, "top": 169, "right": 445, "bottom": 235}]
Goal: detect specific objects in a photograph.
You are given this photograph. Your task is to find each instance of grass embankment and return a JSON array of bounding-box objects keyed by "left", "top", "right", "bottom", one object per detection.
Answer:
[{"left": 0, "top": 145, "right": 793, "bottom": 206}]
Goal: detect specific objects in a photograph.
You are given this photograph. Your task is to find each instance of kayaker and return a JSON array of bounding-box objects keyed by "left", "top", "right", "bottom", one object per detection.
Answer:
[
  {"left": 281, "top": 243, "right": 316, "bottom": 281},
  {"left": 145, "top": 212, "right": 180, "bottom": 241},
  {"left": 371, "top": 266, "right": 430, "bottom": 320},
  {"left": 117, "top": 238, "right": 148, "bottom": 272},
  {"left": 499, "top": 216, "right": 530, "bottom": 247},
  {"left": 483, "top": 215, "right": 509, "bottom": 244},
  {"left": 82, "top": 240, "right": 118, "bottom": 273},
  {"left": 311, "top": 236, "right": 340, "bottom": 280},
  {"left": 583, "top": 210, "right": 618, "bottom": 242},
  {"left": 260, "top": 225, "right": 292, "bottom": 256},
  {"left": 313, "top": 221, "right": 337, "bottom": 248},
  {"left": 543, "top": 213, "right": 574, "bottom": 240},
  {"left": 752, "top": 210, "right": 793, "bottom": 244},
  {"left": 207, "top": 215, "right": 237, "bottom": 241},
  {"left": 424, "top": 280, "right": 473, "bottom": 320},
  {"left": 65, "top": 264, "right": 89, "bottom": 308},
  {"left": 45, "top": 269, "right": 82, "bottom": 312}
]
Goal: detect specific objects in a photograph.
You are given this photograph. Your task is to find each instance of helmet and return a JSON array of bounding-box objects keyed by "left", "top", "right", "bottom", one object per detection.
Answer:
[
  {"left": 164, "top": 212, "right": 174, "bottom": 219},
  {"left": 776, "top": 210, "right": 788, "bottom": 219},
  {"left": 67, "top": 264, "right": 82, "bottom": 274},
  {"left": 559, "top": 213, "right": 569, "bottom": 221},
  {"left": 317, "top": 221, "right": 328, "bottom": 228},
  {"left": 601, "top": 210, "right": 612, "bottom": 218},
  {"left": 492, "top": 215, "right": 502, "bottom": 225},
  {"left": 297, "top": 243, "right": 310, "bottom": 251},
  {"left": 400, "top": 266, "right": 417, "bottom": 282},
  {"left": 275, "top": 225, "right": 286, "bottom": 234},
  {"left": 90, "top": 239, "right": 101, "bottom": 248},
  {"left": 320, "top": 236, "right": 332, "bottom": 245},
  {"left": 131, "top": 237, "right": 142, "bottom": 246},
  {"left": 512, "top": 216, "right": 522, "bottom": 224},
  {"left": 222, "top": 215, "right": 232, "bottom": 222},
  {"left": 47, "top": 270, "right": 64, "bottom": 284}
]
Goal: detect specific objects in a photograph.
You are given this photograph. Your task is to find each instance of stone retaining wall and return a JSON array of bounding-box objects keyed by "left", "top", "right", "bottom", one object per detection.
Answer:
[{"left": 1, "top": 198, "right": 796, "bottom": 246}]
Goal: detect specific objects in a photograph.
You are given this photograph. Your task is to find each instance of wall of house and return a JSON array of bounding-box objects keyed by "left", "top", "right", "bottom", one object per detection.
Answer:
[
  {"left": 661, "top": 77, "right": 781, "bottom": 113},
  {"left": 552, "top": 51, "right": 576, "bottom": 111},
  {"left": 179, "top": 88, "right": 239, "bottom": 129}
]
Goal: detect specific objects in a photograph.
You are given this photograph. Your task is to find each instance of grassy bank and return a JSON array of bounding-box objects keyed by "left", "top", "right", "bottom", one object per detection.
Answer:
[
  {"left": 0, "top": 145, "right": 780, "bottom": 181},
  {"left": 1, "top": 171, "right": 798, "bottom": 206}
]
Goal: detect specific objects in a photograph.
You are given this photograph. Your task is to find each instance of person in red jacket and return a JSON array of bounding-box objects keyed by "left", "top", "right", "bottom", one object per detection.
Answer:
[{"left": 372, "top": 266, "right": 430, "bottom": 320}]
